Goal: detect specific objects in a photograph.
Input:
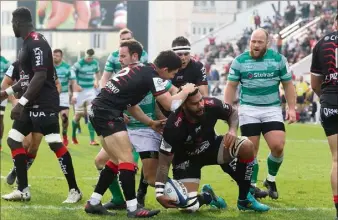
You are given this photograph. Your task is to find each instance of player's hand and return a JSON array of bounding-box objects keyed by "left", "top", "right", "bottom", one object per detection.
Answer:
[
  {"left": 149, "top": 119, "right": 167, "bottom": 134},
  {"left": 123, "top": 114, "right": 130, "bottom": 124},
  {"left": 11, "top": 103, "right": 24, "bottom": 120},
  {"left": 285, "top": 108, "right": 297, "bottom": 124},
  {"left": 223, "top": 130, "right": 237, "bottom": 149},
  {"left": 181, "top": 83, "right": 197, "bottom": 94},
  {"left": 0, "top": 91, "right": 7, "bottom": 101},
  {"left": 156, "top": 195, "right": 177, "bottom": 209},
  {"left": 11, "top": 99, "right": 18, "bottom": 107}
]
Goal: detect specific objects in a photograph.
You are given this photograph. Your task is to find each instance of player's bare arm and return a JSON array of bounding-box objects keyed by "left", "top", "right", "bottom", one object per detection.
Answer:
[
  {"left": 55, "top": 79, "right": 61, "bottom": 94},
  {"left": 282, "top": 80, "right": 297, "bottom": 123},
  {"left": 100, "top": 71, "right": 113, "bottom": 88},
  {"left": 94, "top": 71, "right": 100, "bottom": 88},
  {"left": 1, "top": 77, "right": 28, "bottom": 102},
  {"left": 224, "top": 81, "right": 239, "bottom": 105},
  {"left": 1, "top": 76, "right": 16, "bottom": 103},
  {"left": 310, "top": 73, "right": 324, "bottom": 97},
  {"left": 227, "top": 105, "right": 239, "bottom": 134},
  {"left": 168, "top": 85, "right": 179, "bottom": 95},
  {"left": 155, "top": 102, "right": 167, "bottom": 120}
]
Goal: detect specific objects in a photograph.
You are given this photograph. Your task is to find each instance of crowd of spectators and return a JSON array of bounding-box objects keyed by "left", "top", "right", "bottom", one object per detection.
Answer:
[{"left": 197, "top": 1, "right": 337, "bottom": 80}]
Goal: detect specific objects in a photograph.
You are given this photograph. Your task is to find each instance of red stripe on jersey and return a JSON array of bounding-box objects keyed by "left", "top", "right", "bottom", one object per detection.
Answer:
[
  {"left": 323, "top": 42, "right": 338, "bottom": 47},
  {"left": 197, "top": 82, "right": 208, "bottom": 85},
  {"left": 11, "top": 148, "right": 26, "bottom": 158},
  {"left": 153, "top": 90, "right": 167, "bottom": 97},
  {"left": 323, "top": 48, "right": 336, "bottom": 53}
]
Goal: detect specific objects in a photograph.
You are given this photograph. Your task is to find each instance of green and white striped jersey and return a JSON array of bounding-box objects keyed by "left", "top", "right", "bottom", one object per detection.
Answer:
[
  {"left": 228, "top": 48, "right": 292, "bottom": 107},
  {"left": 71, "top": 58, "right": 100, "bottom": 89},
  {"left": 55, "top": 61, "right": 75, "bottom": 93},
  {"left": 104, "top": 50, "right": 148, "bottom": 74},
  {"left": 0, "top": 56, "right": 10, "bottom": 83}
]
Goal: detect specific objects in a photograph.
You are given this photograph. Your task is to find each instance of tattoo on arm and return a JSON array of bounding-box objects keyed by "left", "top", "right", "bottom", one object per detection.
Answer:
[
  {"left": 156, "top": 152, "right": 174, "bottom": 183},
  {"left": 227, "top": 107, "right": 239, "bottom": 132}
]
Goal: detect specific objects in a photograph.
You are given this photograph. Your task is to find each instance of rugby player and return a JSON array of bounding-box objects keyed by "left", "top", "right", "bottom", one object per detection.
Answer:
[
  {"left": 71, "top": 48, "right": 100, "bottom": 145},
  {"left": 1, "top": 7, "right": 81, "bottom": 203},
  {"left": 310, "top": 14, "right": 338, "bottom": 220},
  {"left": 84, "top": 39, "right": 196, "bottom": 217},
  {"left": 155, "top": 88, "right": 270, "bottom": 212},
  {"left": 0, "top": 47, "right": 10, "bottom": 151},
  {"left": 224, "top": 28, "right": 297, "bottom": 199}
]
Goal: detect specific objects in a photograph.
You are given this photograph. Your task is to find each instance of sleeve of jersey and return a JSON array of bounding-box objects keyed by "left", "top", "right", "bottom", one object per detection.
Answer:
[
  {"left": 159, "top": 123, "right": 180, "bottom": 155},
  {"left": 208, "top": 98, "right": 233, "bottom": 120},
  {"left": 196, "top": 62, "right": 208, "bottom": 85},
  {"left": 164, "top": 80, "right": 172, "bottom": 91},
  {"left": 96, "top": 60, "right": 100, "bottom": 73},
  {"left": 5, "top": 64, "right": 15, "bottom": 79},
  {"left": 227, "top": 59, "right": 241, "bottom": 82},
  {"left": 29, "top": 41, "right": 49, "bottom": 71},
  {"left": 70, "top": 62, "right": 79, "bottom": 79},
  {"left": 149, "top": 76, "right": 167, "bottom": 97},
  {"left": 279, "top": 55, "right": 292, "bottom": 81},
  {"left": 104, "top": 54, "right": 115, "bottom": 73},
  {"left": 69, "top": 65, "right": 76, "bottom": 80},
  {"left": 310, "top": 44, "right": 322, "bottom": 76}
]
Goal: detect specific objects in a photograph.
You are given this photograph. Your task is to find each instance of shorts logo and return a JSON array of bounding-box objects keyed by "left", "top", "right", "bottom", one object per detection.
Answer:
[
  {"left": 323, "top": 108, "right": 338, "bottom": 117},
  {"left": 29, "top": 111, "right": 46, "bottom": 117},
  {"left": 108, "top": 121, "right": 114, "bottom": 128}
]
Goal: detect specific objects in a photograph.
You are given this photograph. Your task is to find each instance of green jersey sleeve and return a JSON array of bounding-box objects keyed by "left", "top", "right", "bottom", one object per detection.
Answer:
[
  {"left": 104, "top": 53, "right": 117, "bottom": 73},
  {"left": 140, "top": 50, "right": 148, "bottom": 63},
  {"left": 227, "top": 58, "right": 241, "bottom": 82},
  {"left": 279, "top": 55, "right": 292, "bottom": 82},
  {"left": 71, "top": 61, "right": 80, "bottom": 78}
]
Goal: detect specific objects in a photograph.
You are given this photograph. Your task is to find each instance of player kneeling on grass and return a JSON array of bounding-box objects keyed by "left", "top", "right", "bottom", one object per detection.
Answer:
[{"left": 155, "top": 88, "right": 270, "bottom": 212}]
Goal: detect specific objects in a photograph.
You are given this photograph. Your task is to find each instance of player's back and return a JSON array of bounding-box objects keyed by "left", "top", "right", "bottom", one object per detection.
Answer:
[
  {"left": 93, "top": 63, "right": 166, "bottom": 111},
  {"left": 310, "top": 31, "right": 338, "bottom": 107},
  {"left": 20, "top": 32, "right": 59, "bottom": 111}
]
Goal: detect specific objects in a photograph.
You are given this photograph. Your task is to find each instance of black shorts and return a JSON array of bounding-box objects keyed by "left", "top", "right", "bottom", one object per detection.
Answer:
[
  {"left": 89, "top": 105, "right": 126, "bottom": 138},
  {"left": 240, "top": 121, "right": 285, "bottom": 136},
  {"left": 12, "top": 109, "right": 60, "bottom": 136},
  {"left": 297, "top": 96, "right": 305, "bottom": 104},
  {"left": 172, "top": 136, "right": 222, "bottom": 180},
  {"left": 320, "top": 107, "right": 338, "bottom": 136}
]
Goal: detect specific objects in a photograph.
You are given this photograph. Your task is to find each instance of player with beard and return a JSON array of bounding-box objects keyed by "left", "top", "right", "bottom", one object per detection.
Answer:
[
  {"left": 224, "top": 28, "right": 297, "bottom": 200},
  {"left": 84, "top": 40, "right": 196, "bottom": 217},
  {"left": 310, "top": 14, "right": 338, "bottom": 220},
  {"left": 1, "top": 7, "right": 81, "bottom": 203},
  {"left": 155, "top": 88, "right": 270, "bottom": 212}
]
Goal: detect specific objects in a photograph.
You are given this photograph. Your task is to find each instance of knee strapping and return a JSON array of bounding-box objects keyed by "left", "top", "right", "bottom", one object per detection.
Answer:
[
  {"left": 7, "top": 137, "right": 24, "bottom": 150},
  {"left": 45, "top": 133, "right": 62, "bottom": 143},
  {"left": 181, "top": 192, "right": 200, "bottom": 212},
  {"left": 8, "top": 129, "right": 25, "bottom": 143}
]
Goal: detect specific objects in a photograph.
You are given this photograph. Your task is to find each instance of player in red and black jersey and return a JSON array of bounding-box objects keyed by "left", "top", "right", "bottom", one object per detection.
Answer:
[
  {"left": 85, "top": 39, "right": 196, "bottom": 217},
  {"left": 1, "top": 7, "right": 81, "bottom": 204},
  {"left": 154, "top": 88, "right": 270, "bottom": 212},
  {"left": 310, "top": 14, "right": 338, "bottom": 220}
]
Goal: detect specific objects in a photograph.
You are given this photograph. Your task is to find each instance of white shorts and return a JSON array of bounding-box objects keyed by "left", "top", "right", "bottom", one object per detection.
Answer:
[
  {"left": 128, "top": 128, "right": 161, "bottom": 153},
  {"left": 238, "top": 105, "right": 283, "bottom": 127},
  {"left": 59, "top": 92, "right": 70, "bottom": 108},
  {"left": 0, "top": 99, "right": 8, "bottom": 115},
  {"left": 75, "top": 88, "right": 96, "bottom": 112}
]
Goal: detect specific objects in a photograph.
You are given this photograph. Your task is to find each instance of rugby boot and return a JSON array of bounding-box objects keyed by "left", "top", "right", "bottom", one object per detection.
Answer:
[
  {"left": 202, "top": 184, "right": 227, "bottom": 209},
  {"left": 250, "top": 185, "right": 268, "bottom": 199},
  {"left": 103, "top": 201, "right": 127, "bottom": 210},
  {"left": 63, "top": 188, "right": 82, "bottom": 203},
  {"left": 85, "top": 201, "right": 116, "bottom": 216},
  {"left": 237, "top": 192, "right": 270, "bottom": 212},
  {"left": 127, "top": 207, "right": 160, "bottom": 218},
  {"left": 2, "top": 187, "right": 31, "bottom": 201},
  {"left": 6, "top": 168, "right": 17, "bottom": 185},
  {"left": 89, "top": 140, "right": 99, "bottom": 146},
  {"left": 263, "top": 179, "right": 279, "bottom": 199},
  {"left": 72, "top": 137, "right": 79, "bottom": 145}
]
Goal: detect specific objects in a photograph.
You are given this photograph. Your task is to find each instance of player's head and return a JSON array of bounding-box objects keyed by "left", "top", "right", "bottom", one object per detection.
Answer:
[
  {"left": 85, "top": 49, "right": 95, "bottom": 62},
  {"left": 53, "top": 49, "right": 63, "bottom": 65},
  {"left": 154, "top": 50, "right": 182, "bottom": 80},
  {"left": 119, "top": 28, "right": 133, "bottom": 43},
  {"left": 334, "top": 14, "right": 338, "bottom": 29},
  {"left": 119, "top": 39, "right": 143, "bottom": 67},
  {"left": 249, "top": 28, "right": 269, "bottom": 59},
  {"left": 172, "top": 36, "right": 191, "bottom": 69},
  {"left": 12, "top": 7, "right": 33, "bottom": 38},
  {"left": 180, "top": 87, "right": 205, "bottom": 119}
]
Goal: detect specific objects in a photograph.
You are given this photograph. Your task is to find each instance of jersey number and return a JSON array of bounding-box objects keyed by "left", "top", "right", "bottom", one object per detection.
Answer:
[
  {"left": 112, "top": 67, "right": 130, "bottom": 82},
  {"left": 335, "top": 48, "right": 338, "bottom": 68}
]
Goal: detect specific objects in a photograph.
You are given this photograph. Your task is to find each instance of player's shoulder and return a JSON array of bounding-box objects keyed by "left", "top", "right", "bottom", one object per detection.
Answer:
[
  {"left": 315, "top": 31, "right": 337, "bottom": 49},
  {"left": 24, "top": 32, "right": 49, "bottom": 47},
  {"left": 203, "top": 97, "right": 222, "bottom": 108},
  {"left": 62, "top": 61, "right": 71, "bottom": 68},
  {"left": 233, "top": 50, "right": 250, "bottom": 62},
  {"left": 166, "top": 109, "right": 186, "bottom": 129},
  {"left": 189, "top": 59, "right": 204, "bottom": 69},
  {"left": 265, "top": 48, "right": 286, "bottom": 62}
]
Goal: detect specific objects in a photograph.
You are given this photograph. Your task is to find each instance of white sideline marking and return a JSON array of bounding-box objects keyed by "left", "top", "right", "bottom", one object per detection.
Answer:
[
  {"left": 0, "top": 176, "right": 97, "bottom": 180},
  {"left": 0, "top": 205, "right": 334, "bottom": 212}
]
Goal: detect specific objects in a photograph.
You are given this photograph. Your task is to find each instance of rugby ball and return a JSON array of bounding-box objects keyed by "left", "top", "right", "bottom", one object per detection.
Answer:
[{"left": 164, "top": 179, "right": 188, "bottom": 206}]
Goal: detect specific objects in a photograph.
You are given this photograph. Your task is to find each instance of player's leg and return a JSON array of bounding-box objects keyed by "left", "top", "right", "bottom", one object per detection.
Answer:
[
  {"left": 0, "top": 100, "right": 7, "bottom": 150},
  {"left": 85, "top": 108, "right": 160, "bottom": 217},
  {"left": 86, "top": 104, "right": 99, "bottom": 145},
  {"left": 220, "top": 136, "right": 269, "bottom": 212},
  {"left": 2, "top": 110, "right": 32, "bottom": 201},
  {"left": 261, "top": 107, "right": 286, "bottom": 199},
  {"left": 74, "top": 1, "right": 91, "bottom": 29},
  {"left": 72, "top": 94, "right": 85, "bottom": 144},
  {"left": 40, "top": 110, "right": 82, "bottom": 203},
  {"left": 238, "top": 105, "right": 268, "bottom": 199},
  {"left": 60, "top": 108, "right": 69, "bottom": 146}
]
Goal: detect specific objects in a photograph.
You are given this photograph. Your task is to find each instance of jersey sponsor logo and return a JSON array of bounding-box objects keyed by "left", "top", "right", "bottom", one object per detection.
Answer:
[
  {"left": 324, "top": 35, "right": 338, "bottom": 41},
  {"left": 323, "top": 108, "right": 338, "bottom": 117},
  {"left": 105, "top": 81, "right": 120, "bottom": 93},
  {"left": 204, "top": 99, "right": 214, "bottom": 106},
  {"left": 222, "top": 102, "right": 230, "bottom": 110},
  {"left": 188, "top": 140, "right": 210, "bottom": 156},
  {"left": 173, "top": 160, "right": 190, "bottom": 170},
  {"left": 324, "top": 72, "right": 338, "bottom": 83},
  {"left": 174, "top": 116, "right": 182, "bottom": 127},
  {"left": 33, "top": 47, "right": 43, "bottom": 66},
  {"left": 195, "top": 125, "right": 201, "bottom": 133},
  {"left": 32, "top": 33, "right": 39, "bottom": 41},
  {"left": 29, "top": 111, "right": 46, "bottom": 117},
  {"left": 250, "top": 72, "right": 274, "bottom": 78},
  {"left": 153, "top": 77, "right": 166, "bottom": 92}
]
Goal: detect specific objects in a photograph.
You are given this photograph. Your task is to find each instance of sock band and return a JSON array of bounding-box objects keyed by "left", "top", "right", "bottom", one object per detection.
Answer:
[
  {"left": 106, "top": 161, "right": 118, "bottom": 174},
  {"left": 119, "top": 162, "right": 136, "bottom": 172},
  {"left": 55, "top": 146, "right": 68, "bottom": 158},
  {"left": 334, "top": 195, "right": 338, "bottom": 203},
  {"left": 239, "top": 157, "right": 254, "bottom": 163},
  {"left": 11, "top": 148, "right": 26, "bottom": 158}
]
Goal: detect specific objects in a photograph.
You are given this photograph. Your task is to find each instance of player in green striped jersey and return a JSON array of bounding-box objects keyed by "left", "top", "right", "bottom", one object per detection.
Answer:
[
  {"left": 224, "top": 29, "right": 296, "bottom": 200},
  {"left": 53, "top": 49, "right": 76, "bottom": 147},
  {"left": 0, "top": 50, "right": 10, "bottom": 151},
  {"left": 71, "top": 49, "right": 100, "bottom": 146}
]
